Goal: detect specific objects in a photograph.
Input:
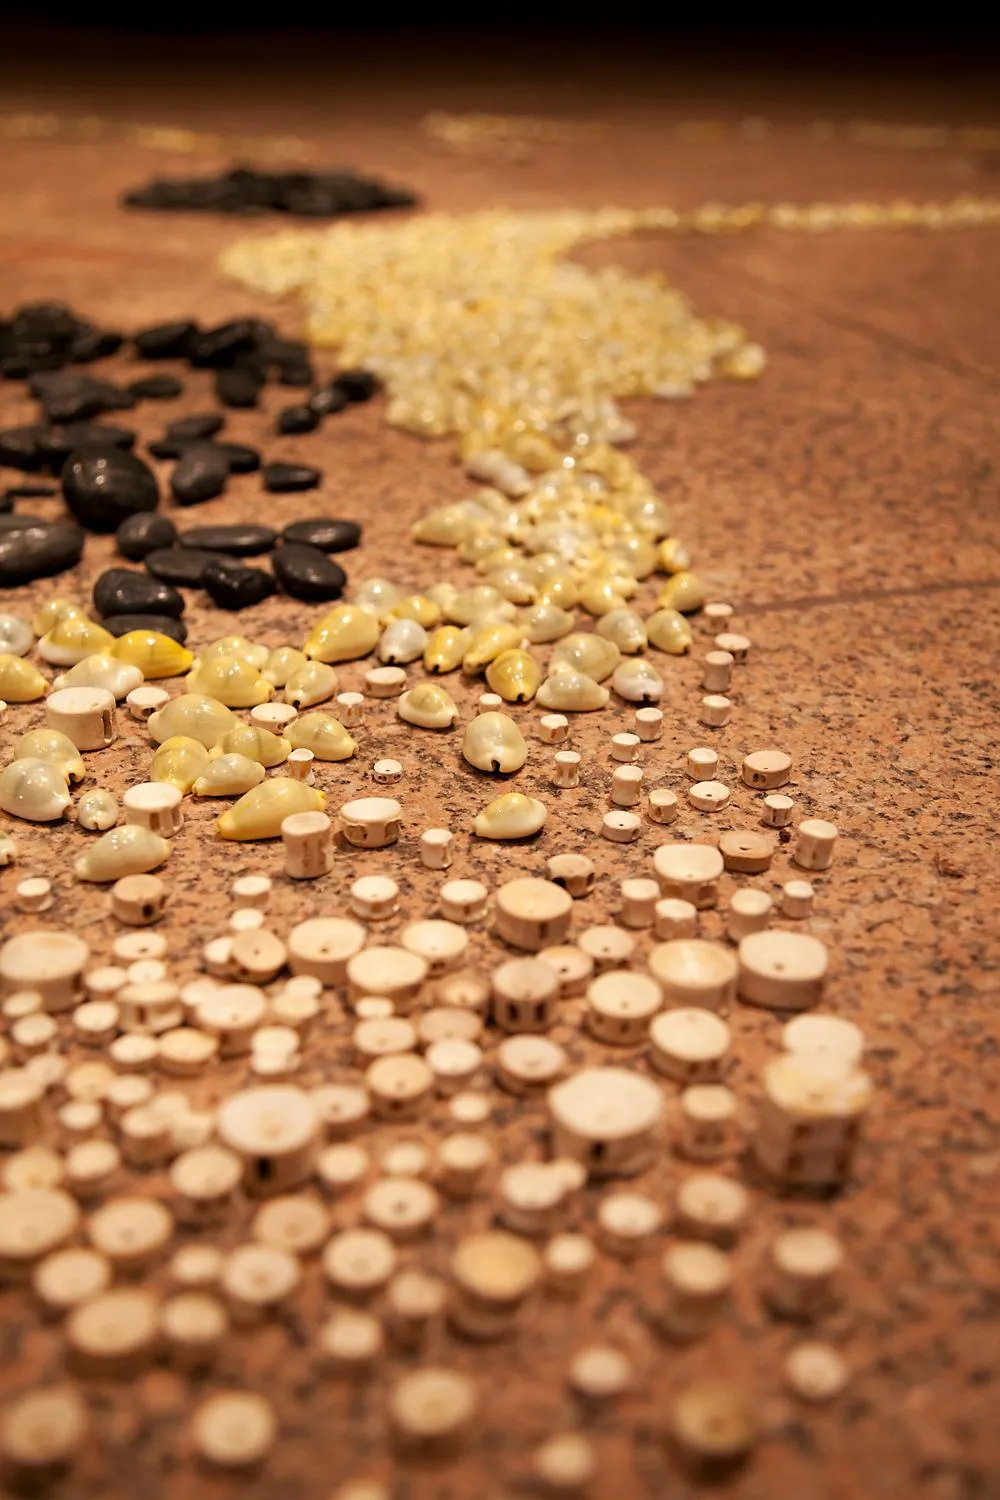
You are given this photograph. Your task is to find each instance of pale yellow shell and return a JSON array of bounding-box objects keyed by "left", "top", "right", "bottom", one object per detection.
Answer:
[
  {"left": 186, "top": 657, "right": 273, "bottom": 709},
  {"left": 74, "top": 825, "right": 170, "bottom": 882},
  {"left": 196, "top": 636, "right": 270, "bottom": 671},
  {"left": 150, "top": 736, "right": 211, "bottom": 793},
  {"left": 385, "top": 593, "right": 442, "bottom": 629},
  {"left": 303, "top": 605, "right": 379, "bottom": 664},
  {"left": 147, "top": 695, "right": 236, "bottom": 749},
  {"left": 193, "top": 754, "right": 267, "bottom": 797},
  {"left": 446, "top": 585, "right": 514, "bottom": 627},
  {"left": 461, "top": 622, "right": 523, "bottom": 675},
  {"left": 412, "top": 504, "right": 481, "bottom": 547},
  {"left": 75, "top": 788, "right": 119, "bottom": 831},
  {"left": 397, "top": 684, "right": 459, "bottom": 729},
  {"left": 262, "top": 647, "right": 308, "bottom": 688},
  {"left": 0, "top": 656, "right": 48, "bottom": 702},
  {"left": 536, "top": 669, "right": 608, "bottom": 712},
  {"left": 656, "top": 538, "right": 693, "bottom": 575},
  {"left": 217, "top": 779, "right": 326, "bottom": 841},
  {"left": 38, "top": 617, "right": 115, "bottom": 667},
  {"left": 484, "top": 649, "right": 541, "bottom": 703},
  {"left": 423, "top": 626, "right": 468, "bottom": 674},
  {"left": 352, "top": 578, "right": 401, "bottom": 616},
  {"left": 473, "top": 792, "right": 547, "bottom": 840},
  {"left": 0, "top": 614, "right": 33, "bottom": 657},
  {"left": 517, "top": 602, "right": 575, "bottom": 645},
  {"left": 110, "top": 631, "right": 194, "bottom": 679},
  {"left": 284, "top": 661, "right": 338, "bottom": 708},
  {"left": 611, "top": 658, "right": 665, "bottom": 702},
  {"left": 550, "top": 633, "right": 621, "bottom": 682},
  {"left": 462, "top": 712, "right": 527, "bottom": 773},
  {"left": 285, "top": 713, "right": 357, "bottom": 761},
  {"left": 0, "top": 758, "right": 71, "bottom": 821},
  {"left": 378, "top": 618, "right": 427, "bottom": 665},
  {"left": 578, "top": 577, "right": 629, "bottom": 617},
  {"left": 596, "top": 609, "right": 648, "bottom": 654},
  {"left": 535, "top": 572, "right": 579, "bottom": 611},
  {"left": 657, "top": 571, "right": 706, "bottom": 614},
  {"left": 646, "top": 608, "right": 693, "bottom": 655},
  {"left": 32, "top": 597, "right": 84, "bottom": 637},
  {"left": 53, "top": 654, "right": 144, "bottom": 700},
  {"left": 13, "top": 728, "right": 85, "bottom": 784},
  {"left": 209, "top": 722, "right": 290, "bottom": 768}
]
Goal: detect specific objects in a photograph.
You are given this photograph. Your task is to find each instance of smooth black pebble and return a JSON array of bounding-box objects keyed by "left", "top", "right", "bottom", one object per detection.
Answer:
[
  {"left": 40, "top": 423, "right": 136, "bottom": 473},
  {"left": 179, "top": 524, "right": 276, "bottom": 556},
  {"left": 30, "top": 371, "right": 133, "bottom": 422},
  {"left": 3, "top": 482, "right": 57, "bottom": 502},
  {"left": 215, "top": 367, "right": 263, "bottom": 408},
  {"left": 165, "top": 413, "right": 224, "bottom": 442},
  {"left": 263, "top": 461, "right": 321, "bottom": 493},
  {"left": 116, "top": 512, "right": 178, "bottom": 561},
  {"left": 309, "top": 383, "right": 348, "bottom": 418},
  {"left": 134, "top": 320, "right": 199, "bottom": 359},
  {"left": 145, "top": 547, "right": 226, "bottom": 586},
  {"left": 276, "top": 403, "right": 320, "bottom": 435},
  {"left": 0, "top": 519, "right": 85, "bottom": 587},
  {"left": 128, "top": 374, "right": 184, "bottom": 400},
  {"left": 93, "top": 567, "right": 185, "bottom": 619},
  {"left": 334, "top": 369, "right": 379, "bottom": 403},
  {"left": 62, "top": 446, "right": 159, "bottom": 533},
  {"left": 170, "top": 443, "right": 230, "bottom": 506},
  {"left": 101, "top": 612, "right": 188, "bottom": 644},
  {"left": 0, "top": 425, "right": 48, "bottom": 472},
  {"left": 280, "top": 517, "right": 361, "bottom": 553},
  {"left": 213, "top": 442, "right": 260, "bottom": 474},
  {"left": 272, "top": 543, "right": 346, "bottom": 602},
  {"left": 202, "top": 558, "right": 277, "bottom": 610}
]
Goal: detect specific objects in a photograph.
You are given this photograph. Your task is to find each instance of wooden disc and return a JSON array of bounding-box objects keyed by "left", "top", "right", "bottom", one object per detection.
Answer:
[{"left": 191, "top": 1390, "right": 276, "bottom": 1468}]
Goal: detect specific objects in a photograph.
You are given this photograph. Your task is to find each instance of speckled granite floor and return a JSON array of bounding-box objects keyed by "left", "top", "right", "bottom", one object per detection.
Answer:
[{"left": 0, "top": 33, "right": 998, "bottom": 1500}]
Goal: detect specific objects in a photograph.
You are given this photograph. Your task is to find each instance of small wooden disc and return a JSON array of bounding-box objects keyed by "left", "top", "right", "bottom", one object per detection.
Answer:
[
  {"left": 251, "top": 1195, "right": 328, "bottom": 1256},
  {"left": 322, "top": 1228, "right": 397, "bottom": 1295},
  {"left": 0, "top": 1385, "right": 87, "bottom": 1468},
  {"left": 191, "top": 1390, "right": 276, "bottom": 1468},
  {"left": 718, "top": 828, "right": 774, "bottom": 873},
  {"left": 785, "top": 1342, "right": 849, "bottom": 1402},
  {"left": 388, "top": 1367, "right": 477, "bottom": 1448},
  {"left": 0, "top": 1188, "right": 80, "bottom": 1268},
  {"left": 87, "top": 1196, "right": 173, "bottom": 1268},
  {"left": 363, "top": 1177, "right": 439, "bottom": 1239}
]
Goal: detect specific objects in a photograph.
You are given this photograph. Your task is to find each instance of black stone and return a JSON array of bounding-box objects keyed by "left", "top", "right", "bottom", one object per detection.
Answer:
[
  {"left": 69, "top": 326, "right": 123, "bottom": 363},
  {"left": 145, "top": 547, "right": 226, "bottom": 587},
  {"left": 93, "top": 567, "right": 185, "bottom": 620},
  {"left": 215, "top": 366, "right": 263, "bottom": 409},
  {"left": 333, "top": 368, "right": 379, "bottom": 403},
  {"left": 170, "top": 444, "right": 230, "bottom": 506},
  {"left": 3, "top": 482, "right": 57, "bottom": 501},
  {"left": 309, "top": 383, "right": 348, "bottom": 417},
  {"left": 30, "top": 371, "right": 134, "bottom": 422},
  {"left": 147, "top": 439, "right": 187, "bottom": 460},
  {"left": 39, "top": 423, "right": 136, "bottom": 472},
  {"left": 0, "top": 514, "right": 47, "bottom": 533},
  {"left": 213, "top": 442, "right": 260, "bottom": 474},
  {"left": 189, "top": 320, "right": 262, "bottom": 368},
  {"left": 277, "top": 362, "right": 314, "bottom": 388},
  {"left": 116, "top": 512, "right": 178, "bottom": 561},
  {"left": 280, "top": 517, "right": 361, "bottom": 553},
  {"left": 128, "top": 374, "right": 184, "bottom": 401},
  {"left": 165, "top": 413, "right": 224, "bottom": 443},
  {"left": 0, "top": 518, "right": 85, "bottom": 587},
  {"left": 202, "top": 558, "right": 277, "bottom": 611},
  {"left": 272, "top": 543, "right": 346, "bottom": 602},
  {"left": 263, "top": 461, "right": 321, "bottom": 493},
  {"left": 134, "top": 320, "right": 199, "bottom": 360},
  {"left": 62, "top": 446, "right": 160, "bottom": 533},
  {"left": 0, "top": 425, "right": 48, "bottom": 471},
  {"left": 276, "top": 403, "right": 320, "bottom": 435},
  {"left": 0, "top": 492, "right": 10, "bottom": 513},
  {"left": 179, "top": 524, "right": 276, "bottom": 556},
  {"left": 122, "top": 165, "right": 418, "bottom": 219},
  {"left": 101, "top": 612, "right": 188, "bottom": 644}
]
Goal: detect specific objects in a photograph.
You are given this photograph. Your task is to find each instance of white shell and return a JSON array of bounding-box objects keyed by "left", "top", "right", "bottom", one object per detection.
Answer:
[
  {"left": 353, "top": 577, "right": 402, "bottom": 616},
  {"left": 53, "top": 654, "right": 144, "bottom": 700},
  {"left": 611, "top": 659, "right": 665, "bottom": 703},
  {"left": 378, "top": 618, "right": 427, "bottom": 665},
  {"left": 0, "top": 615, "right": 33, "bottom": 657},
  {"left": 462, "top": 712, "right": 528, "bottom": 773},
  {"left": 193, "top": 754, "right": 267, "bottom": 797},
  {"left": 0, "top": 758, "right": 72, "bottom": 822},
  {"left": 74, "top": 825, "right": 171, "bottom": 882},
  {"left": 76, "top": 787, "right": 120, "bottom": 831}
]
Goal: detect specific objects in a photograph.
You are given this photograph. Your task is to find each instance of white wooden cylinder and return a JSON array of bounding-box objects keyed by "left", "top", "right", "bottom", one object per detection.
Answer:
[
  {"left": 45, "top": 686, "right": 116, "bottom": 752},
  {"left": 282, "top": 811, "right": 333, "bottom": 880},
  {"left": 123, "top": 782, "right": 183, "bottom": 837}
]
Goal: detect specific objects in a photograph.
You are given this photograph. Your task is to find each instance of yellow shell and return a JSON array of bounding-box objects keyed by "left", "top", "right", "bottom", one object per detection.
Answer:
[
  {"left": 262, "top": 647, "right": 308, "bottom": 688},
  {"left": 284, "top": 661, "right": 338, "bottom": 708},
  {"left": 217, "top": 779, "right": 326, "bottom": 841},
  {"left": 397, "top": 683, "right": 459, "bottom": 729},
  {"left": 0, "top": 655, "right": 48, "bottom": 703},
  {"left": 473, "top": 792, "right": 547, "bottom": 840},
  {"left": 303, "top": 605, "right": 379, "bottom": 664},
  {"left": 38, "top": 617, "right": 115, "bottom": 667},
  {"left": 606, "top": 534, "right": 657, "bottom": 580},
  {"left": 462, "top": 712, "right": 527, "bottom": 774},
  {"left": 209, "top": 722, "right": 290, "bottom": 769},
  {"left": 446, "top": 585, "right": 513, "bottom": 627},
  {"left": 535, "top": 572, "right": 579, "bottom": 610},
  {"left": 536, "top": 669, "right": 608, "bottom": 712},
  {"left": 32, "top": 598, "right": 84, "bottom": 637},
  {"left": 147, "top": 695, "right": 236, "bottom": 750},
  {"left": 461, "top": 622, "right": 523, "bottom": 675},
  {"left": 596, "top": 609, "right": 648, "bottom": 654},
  {"left": 150, "top": 736, "right": 211, "bottom": 793},
  {"left": 111, "top": 631, "right": 194, "bottom": 679},
  {"left": 550, "top": 633, "right": 620, "bottom": 682},
  {"left": 0, "top": 758, "right": 71, "bottom": 822},
  {"left": 53, "top": 654, "right": 143, "bottom": 700},
  {"left": 485, "top": 648, "right": 541, "bottom": 703},
  {"left": 196, "top": 636, "right": 270, "bottom": 671},
  {"left": 285, "top": 713, "right": 357, "bottom": 761},
  {"left": 517, "top": 603, "right": 575, "bottom": 645},
  {"left": 386, "top": 594, "right": 442, "bottom": 629},
  {"left": 193, "top": 754, "right": 266, "bottom": 797},
  {"left": 656, "top": 537, "right": 693, "bottom": 575},
  {"left": 13, "top": 729, "right": 85, "bottom": 785},
  {"left": 74, "top": 825, "right": 170, "bottom": 883},
  {"left": 423, "top": 626, "right": 468, "bottom": 674},
  {"left": 646, "top": 608, "right": 694, "bottom": 655},
  {"left": 657, "top": 571, "right": 706, "bottom": 614},
  {"left": 412, "top": 503, "right": 481, "bottom": 547},
  {"left": 186, "top": 656, "right": 273, "bottom": 709},
  {"left": 578, "top": 577, "right": 629, "bottom": 618}
]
